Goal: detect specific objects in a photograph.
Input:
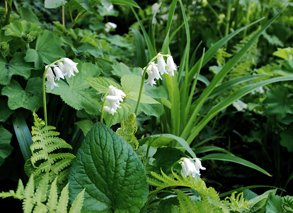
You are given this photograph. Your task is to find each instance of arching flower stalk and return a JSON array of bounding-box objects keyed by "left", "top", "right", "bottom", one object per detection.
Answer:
[
  {"left": 135, "top": 53, "right": 177, "bottom": 114},
  {"left": 43, "top": 58, "right": 79, "bottom": 124}
]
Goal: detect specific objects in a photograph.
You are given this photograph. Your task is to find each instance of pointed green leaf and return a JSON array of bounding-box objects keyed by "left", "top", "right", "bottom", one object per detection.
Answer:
[
  {"left": 0, "top": 126, "right": 13, "bottom": 166},
  {"left": 202, "top": 153, "right": 271, "bottom": 176},
  {"left": 69, "top": 123, "right": 148, "bottom": 212},
  {"left": 45, "top": 0, "right": 67, "bottom": 8}
]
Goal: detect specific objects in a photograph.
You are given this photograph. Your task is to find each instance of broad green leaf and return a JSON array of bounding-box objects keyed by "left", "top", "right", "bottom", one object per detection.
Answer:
[
  {"left": 264, "top": 86, "right": 293, "bottom": 118},
  {"left": 88, "top": 76, "right": 121, "bottom": 94},
  {"left": 111, "top": 62, "right": 133, "bottom": 77},
  {"left": 0, "top": 53, "right": 32, "bottom": 86},
  {"left": 0, "top": 126, "right": 13, "bottom": 166},
  {"left": 2, "top": 77, "right": 42, "bottom": 111},
  {"left": 48, "top": 63, "right": 101, "bottom": 115},
  {"left": 45, "top": 0, "right": 67, "bottom": 8},
  {"left": 273, "top": 47, "right": 293, "bottom": 60},
  {"left": 75, "top": 120, "right": 94, "bottom": 136},
  {"left": 111, "top": 0, "right": 140, "bottom": 8},
  {"left": 4, "top": 20, "right": 40, "bottom": 40},
  {"left": 266, "top": 194, "right": 282, "bottom": 213},
  {"left": 280, "top": 125, "right": 293, "bottom": 152},
  {"left": 69, "top": 123, "right": 148, "bottom": 212},
  {"left": 248, "top": 190, "right": 276, "bottom": 213},
  {"left": 0, "top": 100, "right": 12, "bottom": 122},
  {"left": 121, "top": 74, "right": 158, "bottom": 104},
  {"left": 138, "top": 103, "right": 164, "bottom": 117},
  {"left": 202, "top": 153, "right": 271, "bottom": 176},
  {"left": 24, "top": 30, "right": 65, "bottom": 68}
]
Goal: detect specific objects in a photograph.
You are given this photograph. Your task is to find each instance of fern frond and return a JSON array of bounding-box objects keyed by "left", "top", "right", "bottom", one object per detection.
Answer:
[
  {"left": 47, "top": 178, "right": 58, "bottom": 211},
  {"left": 29, "top": 113, "right": 75, "bottom": 184},
  {"left": 116, "top": 113, "right": 139, "bottom": 149},
  {"left": 175, "top": 190, "right": 197, "bottom": 213},
  {"left": 282, "top": 195, "right": 293, "bottom": 213},
  {"left": 57, "top": 184, "right": 69, "bottom": 213},
  {"left": 0, "top": 175, "right": 84, "bottom": 213},
  {"left": 69, "top": 189, "right": 85, "bottom": 213}
]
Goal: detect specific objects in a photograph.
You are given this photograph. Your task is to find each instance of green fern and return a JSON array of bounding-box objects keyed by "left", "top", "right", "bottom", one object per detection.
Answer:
[
  {"left": 116, "top": 113, "right": 139, "bottom": 149},
  {"left": 148, "top": 170, "right": 227, "bottom": 212},
  {"left": 224, "top": 191, "right": 250, "bottom": 212},
  {"left": 175, "top": 189, "right": 197, "bottom": 213},
  {"left": 282, "top": 195, "right": 293, "bottom": 213},
  {"left": 28, "top": 113, "right": 75, "bottom": 184},
  {"left": 0, "top": 174, "right": 84, "bottom": 213}
]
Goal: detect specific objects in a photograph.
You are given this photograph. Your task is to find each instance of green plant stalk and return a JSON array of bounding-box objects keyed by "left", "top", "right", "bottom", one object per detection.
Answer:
[
  {"left": 134, "top": 54, "right": 167, "bottom": 114},
  {"left": 4, "top": 0, "right": 12, "bottom": 25},
  {"left": 42, "top": 59, "right": 63, "bottom": 125},
  {"left": 62, "top": 5, "right": 65, "bottom": 26},
  {"left": 225, "top": 0, "right": 232, "bottom": 37}
]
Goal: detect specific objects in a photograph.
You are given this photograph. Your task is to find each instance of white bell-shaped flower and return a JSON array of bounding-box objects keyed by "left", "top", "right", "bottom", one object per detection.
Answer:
[
  {"left": 53, "top": 66, "right": 64, "bottom": 80},
  {"left": 105, "top": 22, "right": 117, "bottom": 32},
  {"left": 232, "top": 100, "right": 247, "bottom": 111},
  {"left": 157, "top": 53, "right": 166, "bottom": 75},
  {"left": 103, "top": 85, "right": 126, "bottom": 115},
  {"left": 146, "top": 62, "right": 161, "bottom": 86},
  {"left": 61, "top": 58, "right": 79, "bottom": 77},
  {"left": 166, "top": 55, "right": 177, "bottom": 76},
  {"left": 180, "top": 157, "right": 206, "bottom": 178},
  {"left": 46, "top": 66, "right": 58, "bottom": 90}
]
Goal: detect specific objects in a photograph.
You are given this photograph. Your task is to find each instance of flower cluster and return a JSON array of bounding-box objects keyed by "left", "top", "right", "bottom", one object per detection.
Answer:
[
  {"left": 146, "top": 53, "right": 177, "bottom": 86},
  {"left": 105, "top": 22, "right": 117, "bottom": 32},
  {"left": 232, "top": 100, "right": 247, "bottom": 111},
  {"left": 46, "top": 58, "right": 79, "bottom": 90},
  {"left": 180, "top": 157, "right": 206, "bottom": 178},
  {"left": 103, "top": 85, "right": 126, "bottom": 115}
]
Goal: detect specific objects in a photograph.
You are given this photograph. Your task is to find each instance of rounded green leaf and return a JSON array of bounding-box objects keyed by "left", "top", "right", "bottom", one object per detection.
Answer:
[{"left": 69, "top": 123, "right": 148, "bottom": 212}]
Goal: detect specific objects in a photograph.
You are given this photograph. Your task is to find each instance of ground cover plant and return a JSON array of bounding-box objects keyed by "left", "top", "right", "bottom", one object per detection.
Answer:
[{"left": 0, "top": 0, "right": 292, "bottom": 212}]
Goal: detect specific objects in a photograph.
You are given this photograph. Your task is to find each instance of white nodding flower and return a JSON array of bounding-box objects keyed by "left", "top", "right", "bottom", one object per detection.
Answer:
[
  {"left": 146, "top": 62, "right": 161, "bottom": 86},
  {"left": 46, "top": 66, "right": 58, "bottom": 90},
  {"left": 53, "top": 66, "right": 64, "bottom": 80},
  {"left": 61, "top": 58, "right": 79, "bottom": 77},
  {"left": 105, "top": 22, "right": 117, "bottom": 32},
  {"left": 157, "top": 53, "right": 166, "bottom": 75},
  {"left": 45, "top": 58, "right": 79, "bottom": 90},
  {"left": 166, "top": 55, "right": 177, "bottom": 76},
  {"left": 232, "top": 100, "right": 247, "bottom": 111},
  {"left": 103, "top": 85, "right": 126, "bottom": 115},
  {"left": 180, "top": 157, "right": 206, "bottom": 178}
]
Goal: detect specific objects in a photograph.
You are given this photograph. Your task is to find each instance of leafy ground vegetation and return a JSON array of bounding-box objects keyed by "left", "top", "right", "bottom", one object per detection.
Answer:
[{"left": 0, "top": 0, "right": 293, "bottom": 212}]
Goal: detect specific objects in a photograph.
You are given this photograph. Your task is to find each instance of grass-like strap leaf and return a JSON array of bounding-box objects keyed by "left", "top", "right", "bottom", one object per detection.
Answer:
[{"left": 201, "top": 153, "right": 271, "bottom": 176}]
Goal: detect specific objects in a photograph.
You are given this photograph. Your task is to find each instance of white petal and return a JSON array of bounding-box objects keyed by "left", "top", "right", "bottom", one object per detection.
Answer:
[
  {"left": 157, "top": 54, "right": 166, "bottom": 75},
  {"left": 53, "top": 66, "right": 64, "bottom": 80},
  {"left": 166, "top": 55, "right": 177, "bottom": 76}
]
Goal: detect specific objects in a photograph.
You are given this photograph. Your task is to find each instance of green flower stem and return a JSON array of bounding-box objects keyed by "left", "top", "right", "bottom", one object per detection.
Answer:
[
  {"left": 134, "top": 53, "right": 169, "bottom": 115},
  {"left": 100, "top": 95, "right": 107, "bottom": 124},
  {"left": 62, "top": 5, "right": 65, "bottom": 26},
  {"left": 42, "top": 59, "right": 63, "bottom": 125}
]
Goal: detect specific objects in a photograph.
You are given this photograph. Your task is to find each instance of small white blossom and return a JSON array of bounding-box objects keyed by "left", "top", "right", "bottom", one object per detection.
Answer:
[
  {"left": 60, "top": 58, "right": 79, "bottom": 77},
  {"left": 146, "top": 62, "right": 161, "bottom": 86},
  {"left": 152, "top": 3, "right": 161, "bottom": 24},
  {"left": 157, "top": 53, "right": 166, "bottom": 75},
  {"left": 105, "top": 22, "right": 117, "bottom": 32},
  {"left": 103, "top": 85, "right": 126, "bottom": 115},
  {"left": 46, "top": 66, "right": 58, "bottom": 90},
  {"left": 45, "top": 58, "right": 79, "bottom": 90},
  {"left": 232, "top": 100, "right": 247, "bottom": 111},
  {"left": 166, "top": 55, "right": 177, "bottom": 76},
  {"left": 180, "top": 157, "right": 206, "bottom": 178},
  {"left": 251, "top": 86, "right": 265, "bottom": 95},
  {"left": 53, "top": 66, "right": 64, "bottom": 80}
]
